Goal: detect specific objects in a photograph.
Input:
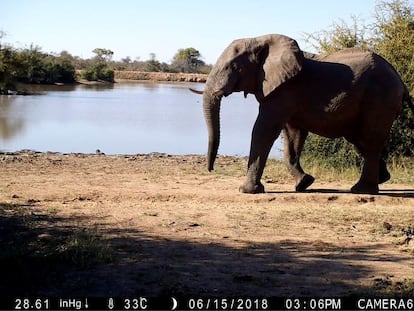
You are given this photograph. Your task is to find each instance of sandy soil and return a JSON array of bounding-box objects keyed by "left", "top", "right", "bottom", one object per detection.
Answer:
[{"left": 1, "top": 151, "right": 413, "bottom": 297}]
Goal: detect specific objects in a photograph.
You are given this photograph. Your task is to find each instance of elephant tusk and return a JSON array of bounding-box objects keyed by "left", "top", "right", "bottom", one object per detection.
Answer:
[
  {"left": 213, "top": 90, "right": 226, "bottom": 98},
  {"left": 189, "top": 88, "right": 204, "bottom": 95}
]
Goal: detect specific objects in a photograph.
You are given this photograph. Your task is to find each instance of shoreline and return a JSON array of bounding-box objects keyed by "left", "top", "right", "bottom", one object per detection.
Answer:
[
  {"left": 3, "top": 72, "right": 208, "bottom": 94},
  {"left": 76, "top": 71, "right": 208, "bottom": 85},
  {"left": 114, "top": 70, "right": 207, "bottom": 83},
  {"left": 0, "top": 149, "right": 250, "bottom": 161}
]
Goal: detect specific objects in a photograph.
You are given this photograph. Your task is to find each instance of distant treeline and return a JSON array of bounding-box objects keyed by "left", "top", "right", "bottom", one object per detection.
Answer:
[
  {"left": 0, "top": 37, "right": 212, "bottom": 93},
  {"left": 0, "top": 44, "right": 77, "bottom": 92}
]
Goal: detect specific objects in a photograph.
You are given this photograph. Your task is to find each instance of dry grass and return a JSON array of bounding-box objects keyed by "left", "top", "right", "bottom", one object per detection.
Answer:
[
  {"left": 268, "top": 156, "right": 414, "bottom": 185},
  {"left": 0, "top": 151, "right": 413, "bottom": 297}
]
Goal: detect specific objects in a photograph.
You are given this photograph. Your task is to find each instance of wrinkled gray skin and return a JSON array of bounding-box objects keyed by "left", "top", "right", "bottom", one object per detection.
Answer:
[{"left": 201, "top": 34, "right": 411, "bottom": 195}]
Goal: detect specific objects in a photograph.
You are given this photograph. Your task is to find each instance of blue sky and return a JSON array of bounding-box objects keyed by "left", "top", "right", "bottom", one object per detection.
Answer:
[{"left": 1, "top": 0, "right": 384, "bottom": 64}]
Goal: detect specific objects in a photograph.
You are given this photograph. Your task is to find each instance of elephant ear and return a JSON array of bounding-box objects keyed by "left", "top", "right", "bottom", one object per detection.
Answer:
[{"left": 256, "top": 34, "right": 303, "bottom": 98}]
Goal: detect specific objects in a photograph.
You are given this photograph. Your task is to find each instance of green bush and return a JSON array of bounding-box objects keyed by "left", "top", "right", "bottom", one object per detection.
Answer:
[
  {"left": 99, "top": 66, "right": 114, "bottom": 82},
  {"left": 82, "top": 63, "right": 114, "bottom": 82},
  {"left": 303, "top": 135, "right": 362, "bottom": 168},
  {"left": 81, "top": 68, "right": 97, "bottom": 81},
  {"left": 43, "top": 59, "right": 76, "bottom": 84}
]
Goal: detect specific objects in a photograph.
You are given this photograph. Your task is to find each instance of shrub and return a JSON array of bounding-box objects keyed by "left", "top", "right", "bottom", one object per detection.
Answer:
[
  {"left": 43, "top": 59, "right": 76, "bottom": 84},
  {"left": 303, "top": 136, "right": 362, "bottom": 168},
  {"left": 81, "top": 67, "right": 97, "bottom": 81},
  {"left": 99, "top": 66, "right": 114, "bottom": 82},
  {"left": 81, "top": 63, "right": 114, "bottom": 82}
]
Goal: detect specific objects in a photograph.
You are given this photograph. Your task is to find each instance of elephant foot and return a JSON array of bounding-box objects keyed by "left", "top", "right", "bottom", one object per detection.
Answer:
[
  {"left": 351, "top": 182, "right": 379, "bottom": 195},
  {"left": 378, "top": 170, "right": 391, "bottom": 184},
  {"left": 295, "top": 174, "right": 315, "bottom": 192},
  {"left": 239, "top": 181, "right": 265, "bottom": 194}
]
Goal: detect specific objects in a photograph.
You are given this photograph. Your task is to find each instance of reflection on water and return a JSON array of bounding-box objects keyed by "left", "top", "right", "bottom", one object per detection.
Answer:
[
  {"left": 0, "top": 82, "right": 282, "bottom": 157},
  {"left": 0, "top": 96, "right": 26, "bottom": 141}
]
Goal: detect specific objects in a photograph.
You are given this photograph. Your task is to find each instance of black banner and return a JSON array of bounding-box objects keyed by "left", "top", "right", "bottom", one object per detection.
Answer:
[{"left": 2, "top": 296, "right": 414, "bottom": 311}]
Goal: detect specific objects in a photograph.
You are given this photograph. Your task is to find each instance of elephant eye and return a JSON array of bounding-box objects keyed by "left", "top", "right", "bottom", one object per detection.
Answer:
[
  {"left": 234, "top": 62, "right": 245, "bottom": 72},
  {"left": 231, "top": 63, "right": 242, "bottom": 72}
]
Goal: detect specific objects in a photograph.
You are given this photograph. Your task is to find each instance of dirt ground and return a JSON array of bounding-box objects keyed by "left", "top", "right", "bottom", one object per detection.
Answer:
[{"left": 1, "top": 151, "right": 413, "bottom": 297}]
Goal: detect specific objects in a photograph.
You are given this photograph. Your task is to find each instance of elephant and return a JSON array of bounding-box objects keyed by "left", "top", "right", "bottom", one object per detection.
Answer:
[{"left": 191, "top": 34, "right": 413, "bottom": 195}]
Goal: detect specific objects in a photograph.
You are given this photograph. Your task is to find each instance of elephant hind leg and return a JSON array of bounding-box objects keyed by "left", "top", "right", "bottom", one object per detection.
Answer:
[
  {"left": 283, "top": 125, "right": 315, "bottom": 192},
  {"left": 351, "top": 156, "right": 380, "bottom": 194},
  {"left": 348, "top": 138, "right": 390, "bottom": 194},
  {"left": 379, "top": 158, "right": 391, "bottom": 184},
  {"left": 347, "top": 130, "right": 391, "bottom": 194}
]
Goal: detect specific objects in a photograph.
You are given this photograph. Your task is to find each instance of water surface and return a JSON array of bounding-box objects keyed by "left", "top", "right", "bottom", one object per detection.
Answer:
[{"left": 0, "top": 82, "right": 283, "bottom": 157}]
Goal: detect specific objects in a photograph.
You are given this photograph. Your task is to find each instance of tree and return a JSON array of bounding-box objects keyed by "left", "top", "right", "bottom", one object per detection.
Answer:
[
  {"left": 43, "top": 54, "right": 76, "bottom": 84},
  {"left": 0, "top": 31, "right": 17, "bottom": 92},
  {"left": 306, "top": 16, "right": 369, "bottom": 54},
  {"left": 0, "top": 46, "right": 19, "bottom": 93},
  {"left": 92, "top": 48, "right": 114, "bottom": 62},
  {"left": 373, "top": 0, "right": 414, "bottom": 95},
  {"left": 121, "top": 56, "right": 132, "bottom": 67},
  {"left": 303, "top": 0, "right": 414, "bottom": 166},
  {"left": 17, "top": 45, "right": 47, "bottom": 84},
  {"left": 373, "top": 0, "right": 414, "bottom": 157},
  {"left": 82, "top": 48, "right": 114, "bottom": 82},
  {"left": 171, "top": 48, "right": 205, "bottom": 73},
  {"left": 145, "top": 53, "right": 162, "bottom": 72}
]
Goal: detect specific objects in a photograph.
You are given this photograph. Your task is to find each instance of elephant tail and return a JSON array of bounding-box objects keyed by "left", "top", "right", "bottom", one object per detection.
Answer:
[{"left": 404, "top": 91, "right": 414, "bottom": 115}]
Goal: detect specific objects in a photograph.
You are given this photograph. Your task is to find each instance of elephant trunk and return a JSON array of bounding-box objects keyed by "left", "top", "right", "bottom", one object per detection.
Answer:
[{"left": 203, "top": 89, "right": 222, "bottom": 171}]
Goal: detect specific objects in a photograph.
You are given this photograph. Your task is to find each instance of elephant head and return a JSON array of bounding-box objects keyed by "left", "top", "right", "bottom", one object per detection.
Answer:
[{"left": 202, "top": 34, "right": 304, "bottom": 171}]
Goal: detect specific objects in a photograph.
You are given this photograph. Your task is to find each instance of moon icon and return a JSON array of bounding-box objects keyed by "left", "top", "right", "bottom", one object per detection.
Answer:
[{"left": 171, "top": 297, "right": 178, "bottom": 310}]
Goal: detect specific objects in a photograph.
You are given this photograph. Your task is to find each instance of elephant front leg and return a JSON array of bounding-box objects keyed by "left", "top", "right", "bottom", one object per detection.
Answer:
[
  {"left": 239, "top": 113, "right": 282, "bottom": 194},
  {"left": 283, "top": 125, "right": 315, "bottom": 192}
]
